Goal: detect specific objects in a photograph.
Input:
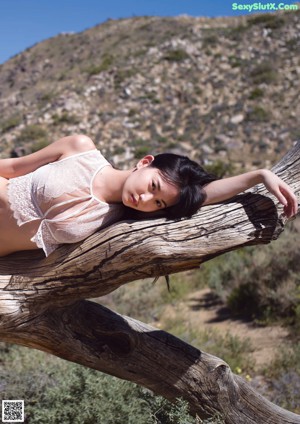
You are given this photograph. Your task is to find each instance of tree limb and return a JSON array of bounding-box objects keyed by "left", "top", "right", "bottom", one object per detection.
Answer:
[
  {"left": 1, "top": 300, "right": 299, "bottom": 424},
  {"left": 0, "top": 141, "right": 299, "bottom": 422}
]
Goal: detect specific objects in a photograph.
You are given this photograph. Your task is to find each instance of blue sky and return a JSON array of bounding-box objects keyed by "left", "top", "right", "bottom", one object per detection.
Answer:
[{"left": 0, "top": 0, "right": 298, "bottom": 64}]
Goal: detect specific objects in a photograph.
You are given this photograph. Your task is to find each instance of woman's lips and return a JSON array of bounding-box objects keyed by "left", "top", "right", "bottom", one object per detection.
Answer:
[{"left": 131, "top": 194, "right": 138, "bottom": 206}]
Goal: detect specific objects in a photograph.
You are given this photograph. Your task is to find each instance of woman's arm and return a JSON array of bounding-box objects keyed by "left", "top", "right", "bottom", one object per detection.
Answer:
[
  {"left": 0, "top": 134, "right": 96, "bottom": 179},
  {"left": 203, "top": 169, "right": 298, "bottom": 218}
]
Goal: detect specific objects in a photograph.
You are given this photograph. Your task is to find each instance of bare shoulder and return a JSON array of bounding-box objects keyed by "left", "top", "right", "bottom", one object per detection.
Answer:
[
  {"left": 59, "top": 134, "right": 97, "bottom": 159},
  {"left": 4, "top": 134, "right": 98, "bottom": 179}
]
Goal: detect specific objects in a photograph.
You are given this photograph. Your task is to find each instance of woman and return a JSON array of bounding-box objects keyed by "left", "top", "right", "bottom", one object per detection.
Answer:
[{"left": 0, "top": 134, "right": 298, "bottom": 257}]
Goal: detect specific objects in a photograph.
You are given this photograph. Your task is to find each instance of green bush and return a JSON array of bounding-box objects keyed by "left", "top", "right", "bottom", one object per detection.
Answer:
[
  {"left": 99, "top": 268, "right": 210, "bottom": 324},
  {"left": 134, "top": 145, "right": 149, "bottom": 159},
  {"left": 204, "top": 159, "right": 235, "bottom": 178},
  {"left": 226, "top": 25, "right": 248, "bottom": 41},
  {"left": 0, "top": 344, "right": 205, "bottom": 424},
  {"left": 0, "top": 114, "right": 22, "bottom": 133},
  {"left": 156, "top": 135, "right": 169, "bottom": 144},
  {"left": 113, "top": 145, "right": 126, "bottom": 155},
  {"left": 285, "top": 37, "right": 299, "bottom": 50},
  {"left": 227, "top": 282, "right": 261, "bottom": 319},
  {"left": 290, "top": 129, "right": 300, "bottom": 141},
  {"left": 128, "top": 108, "right": 138, "bottom": 117},
  {"left": 163, "top": 318, "right": 254, "bottom": 375},
  {"left": 114, "top": 68, "right": 137, "bottom": 88},
  {"left": 249, "top": 62, "right": 277, "bottom": 84},
  {"left": 52, "top": 112, "right": 80, "bottom": 126},
  {"left": 85, "top": 54, "right": 114, "bottom": 76},
  {"left": 37, "top": 91, "right": 57, "bottom": 108},
  {"left": 163, "top": 49, "right": 189, "bottom": 62},
  {"left": 14, "top": 125, "right": 48, "bottom": 145},
  {"left": 265, "top": 343, "right": 300, "bottom": 413},
  {"left": 268, "top": 342, "right": 300, "bottom": 377},
  {"left": 246, "top": 106, "right": 270, "bottom": 122},
  {"left": 39, "top": 92, "right": 55, "bottom": 102},
  {"left": 129, "top": 138, "right": 150, "bottom": 159},
  {"left": 31, "top": 140, "right": 50, "bottom": 153},
  {"left": 248, "top": 87, "right": 264, "bottom": 100},
  {"left": 247, "top": 14, "right": 285, "bottom": 29},
  {"left": 203, "top": 222, "right": 300, "bottom": 326},
  {"left": 202, "top": 35, "right": 218, "bottom": 47},
  {"left": 228, "top": 55, "right": 245, "bottom": 68}
]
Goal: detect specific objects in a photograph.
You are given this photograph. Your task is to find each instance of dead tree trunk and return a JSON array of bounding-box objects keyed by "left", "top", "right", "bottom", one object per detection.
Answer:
[{"left": 0, "top": 142, "right": 300, "bottom": 423}]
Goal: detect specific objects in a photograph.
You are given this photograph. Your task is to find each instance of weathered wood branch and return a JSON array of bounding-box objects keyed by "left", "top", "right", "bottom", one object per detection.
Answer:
[
  {"left": 0, "top": 141, "right": 299, "bottom": 423},
  {"left": 1, "top": 300, "right": 299, "bottom": 424},
  {"left": 1, "top": 142, "right": 299, "bottom": 318}
]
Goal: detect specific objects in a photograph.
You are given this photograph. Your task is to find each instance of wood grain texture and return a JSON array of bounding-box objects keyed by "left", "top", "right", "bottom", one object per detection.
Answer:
[
  {"left": 1, "top": 301, "right": 299, "bottom": 423},
  {"left": 0, "top": 141, "right": 299, "bottom": 422}
]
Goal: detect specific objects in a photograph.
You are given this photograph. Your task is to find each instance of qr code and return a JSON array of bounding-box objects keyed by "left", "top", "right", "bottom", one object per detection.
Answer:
[{"left": 2, "top": 400, "right": 24, "bottom": 422}]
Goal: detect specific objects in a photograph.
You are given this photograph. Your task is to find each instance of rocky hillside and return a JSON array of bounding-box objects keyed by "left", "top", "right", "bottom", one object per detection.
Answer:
[{"left": 0, "top": 10, "right": 299, "bottom": 171}]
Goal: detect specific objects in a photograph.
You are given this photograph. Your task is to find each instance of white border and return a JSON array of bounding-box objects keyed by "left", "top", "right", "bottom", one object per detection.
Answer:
[{"left": 2, "top": 400, "right": 24, "bottom": 422}]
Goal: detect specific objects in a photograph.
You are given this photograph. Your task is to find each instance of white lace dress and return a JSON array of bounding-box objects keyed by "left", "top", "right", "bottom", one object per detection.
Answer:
[{"left": 7, "top": 149, "right": 123, "bottom": 256}]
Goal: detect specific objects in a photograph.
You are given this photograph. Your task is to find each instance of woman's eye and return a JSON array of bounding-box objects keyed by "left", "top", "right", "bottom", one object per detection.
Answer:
[{"left": 156, "top": 200, "right": 162, "bottom": 208}]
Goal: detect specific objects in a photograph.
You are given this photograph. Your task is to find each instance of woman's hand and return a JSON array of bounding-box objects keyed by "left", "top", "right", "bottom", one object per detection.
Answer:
[{"left": 260, "top": 169, "right": 298, "bottom": 218}]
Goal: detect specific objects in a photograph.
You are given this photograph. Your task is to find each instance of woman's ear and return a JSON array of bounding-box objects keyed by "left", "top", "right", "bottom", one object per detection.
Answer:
[{"left": 136, "top": 155, "right": 155, "bottom": 169}]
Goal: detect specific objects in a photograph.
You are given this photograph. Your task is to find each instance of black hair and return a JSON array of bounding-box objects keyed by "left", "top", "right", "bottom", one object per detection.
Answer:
[{"left": 150, "top": 153, "right": 218, "bottom": 219}]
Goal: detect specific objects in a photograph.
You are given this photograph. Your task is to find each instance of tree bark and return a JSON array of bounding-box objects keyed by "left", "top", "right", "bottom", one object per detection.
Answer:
[
  {"left": 0, "top": 141, "right": 300, "bottom": 423},
  {"left": 2, "top": 300, "right": 300, "bottom": 424}
]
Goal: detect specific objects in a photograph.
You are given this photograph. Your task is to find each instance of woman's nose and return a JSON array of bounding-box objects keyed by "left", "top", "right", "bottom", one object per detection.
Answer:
[{"left": 139, "top": 192, "right": 153, "bottom": 203}]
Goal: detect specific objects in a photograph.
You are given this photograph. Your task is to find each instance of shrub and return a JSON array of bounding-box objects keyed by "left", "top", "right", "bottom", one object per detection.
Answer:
[
  {"left": 163, "top": 49, "right": 189, "bottom": 62},
  {"left": 226, "top": 25, "right": 248, "bottom": 41},
  {"left": 249, "top": 62, "right": 277, "bottom": 84},
  {"left": 52, "top": 112, "right": 80, "bottom": 126},
  {"left": 247, "top": 14, "right": 285, "bottom": 29},
  {"left": 245, "top": 106, "right": 270, "bottom": 122},
  {"left": 141, "top": 91, "right": 160, "bottom": 104},
  {"left": 268, "top": 343, "right": 300, "bottom": 376},
  {"left": 265, "top": 343, "right": 300, "bottom": 413},
  {"left": 285, "top": 37, "right": 299, "bottom": 51},
  {"left": 204, "top": 160, "right": 235, "bottom": 178},
  {"left": 31, "top": 140, "right": 50, "bottom": 153},
  {"left": 39, "top": 92, "right": 55, "bottom": 102},
  {"left": 290, "top": 129, "right": 300, "bottom": 141},
  {"left": 38, "top": 91, "right": 57, "bottom": 107},
  {"left": 128, "top": 108, "right": 138, "bottom": 117},
  {"left": 248, "top": 87, "right": 264, "bottom": 100},
  {"left": 228, "top": 55, "right": 245, "bottom": 68},
  {"left": 14, "top": 125, "right": 48, "bottom": 145},
  {"left": 156, "top": 135, "right": 169, "bottom": 144},
  {"left": 163, "top": 317, "right": 254, "bottom": 375},
  {"left": 202, "top": 35, "right": 218, "bottom": 47},
  {"left": 113, "top": 145, "right": 126, "bottom": 155},
  {"left": 204, "top": 222, "right": 300, "bottom": 326},
  {"left": 114, "top": 68, "right": 137, "bottom": 88},
  {"left": 0, "top": 114, "right": 22, "bottom": 133},
  {"left": 270, "top": 371, "right": 300, "bottom": 413},
  {"left": 227, "top": 282, "right": 261, "bottom": 319},
  {"left": 0, "top": 345, "right": 203, "bottom": 424},
  {"left": 85, "top": 54, "right": 114, "bottom": 76},
  {"left": 134, "top": 145, "right": 149, "bottom": 159}
]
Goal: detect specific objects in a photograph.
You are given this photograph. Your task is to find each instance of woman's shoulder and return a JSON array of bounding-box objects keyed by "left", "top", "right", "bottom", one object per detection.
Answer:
[{"left": 58, "top": 134, "right": 98, "bottom": 160}]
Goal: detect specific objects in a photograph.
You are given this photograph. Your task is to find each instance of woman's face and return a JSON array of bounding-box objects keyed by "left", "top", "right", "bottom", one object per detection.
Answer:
[{"left": 122, "top": 156, "right": 180, "bottom": 212}]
